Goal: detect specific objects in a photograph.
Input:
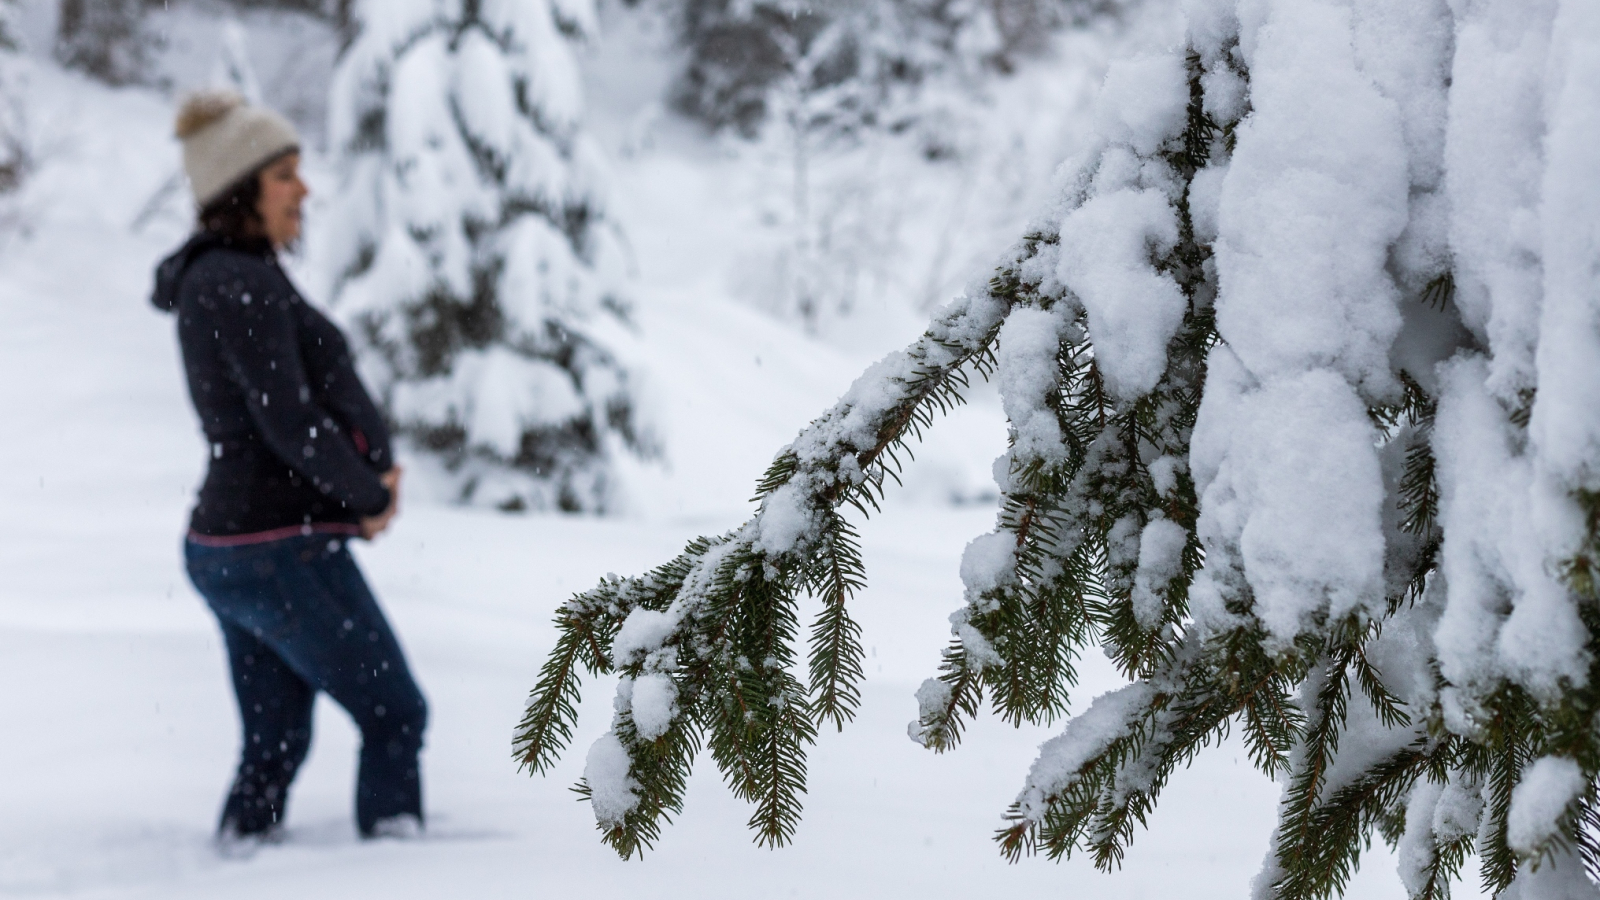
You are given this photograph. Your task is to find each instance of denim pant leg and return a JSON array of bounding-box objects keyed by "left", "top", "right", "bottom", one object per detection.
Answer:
[
  {"left": 216, "top": 618, "right": 315, "bottom": 834},
  {"left": 187, "top": 535, "right": 428, "bottom": 836},
  {"left": 305, "top": 543, "right": 429, "bottom": 832}
]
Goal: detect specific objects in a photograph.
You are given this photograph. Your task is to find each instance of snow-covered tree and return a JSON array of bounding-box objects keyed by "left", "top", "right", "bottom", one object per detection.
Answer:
[
  {"left": 217, "top": 0, "right": 360, "bottom": 44},
  {"left": 54, "top": 0, "right": 163, "bottom": 85},
  {"left": 212, "top": 21, "right": 264, "bottom": 104},
  {"left": 655, "top": 0, "right": 1131, "bottom": 134},
  {"left": 0, "top": 0, "right": 26, "bottom": 196},
  {"left": 516, "top": 0, "right": 1600, "bottom": 896},
  {"left": 320, "top": 0, "right": 651, "bottom": 512},
  {"left": 637, "top": 0, "right": 1137, "bottom": 335},
  {"left": 0, "top": 0, "right": 15, "bottom": 51}
]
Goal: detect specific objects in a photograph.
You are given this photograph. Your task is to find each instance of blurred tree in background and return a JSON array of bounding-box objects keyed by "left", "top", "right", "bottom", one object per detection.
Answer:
[
  {"left": 645, "top": 0, "right": 1129, "bottom": 136},
  {"left": 317, "top": 0, "right": 653, "bottom": 513},
  {"left": 52, "top": 0, "right": 355, "bottom": 86},
  {"left": 621, "top": 0, "right": 1136, "bottom": 335},
  {"left": 54, "top": 0, "right": 160, "bottom": 85},
  {"left": 0, "top": 0, "right": 26, "bottom": 196}
]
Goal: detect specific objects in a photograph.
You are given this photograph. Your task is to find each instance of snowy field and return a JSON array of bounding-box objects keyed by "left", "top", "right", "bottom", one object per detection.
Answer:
[{"left": 0, "top": 25, "right": 1471, "bottom": 900}]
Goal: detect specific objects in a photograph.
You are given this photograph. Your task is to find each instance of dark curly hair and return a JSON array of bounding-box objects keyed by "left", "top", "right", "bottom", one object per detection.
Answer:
[
  {"left": 197, "top": 171, "right": 264, "bottom": 239},
  {"left": 196, "top": 145, "right": 299, "bottom": 239}
]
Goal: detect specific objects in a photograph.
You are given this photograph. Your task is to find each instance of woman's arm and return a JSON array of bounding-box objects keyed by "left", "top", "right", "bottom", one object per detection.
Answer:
[{"left": 297, "top": 301, "right": 395, "bottom": 473}]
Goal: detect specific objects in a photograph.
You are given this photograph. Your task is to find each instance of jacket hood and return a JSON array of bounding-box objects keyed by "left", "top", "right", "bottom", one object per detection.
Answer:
[{"left": 151, "top": 231, "right": 272, "bottom": 313}]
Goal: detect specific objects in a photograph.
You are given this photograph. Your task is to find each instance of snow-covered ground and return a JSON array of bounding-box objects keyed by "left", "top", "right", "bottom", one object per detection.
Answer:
[{"left": 0, "top": 15, "right": 1466, "bottom": 900}]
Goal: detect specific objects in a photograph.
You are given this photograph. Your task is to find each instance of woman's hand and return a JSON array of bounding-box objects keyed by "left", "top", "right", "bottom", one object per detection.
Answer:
[{"left": 360, "top": 466, "right": 403, "bottom": 540}]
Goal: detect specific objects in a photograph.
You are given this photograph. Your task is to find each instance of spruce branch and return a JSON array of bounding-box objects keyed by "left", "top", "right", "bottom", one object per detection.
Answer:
[
  {"left": 1272, "top": 628, "right": 1423, "bottom": 900},
  {"left": 1278, "top": 650, "right": 1356, "bottom": 875},
  {"left": 910, "top": 636, "right": 986, "bottom": 752},
  {"left": 1273, "top": 743, "right": 1431, "bottom": 900},
  {"left": 919, "top": 277, "right": 1217, "bottom": 747},
  {"left": 1420, "top": 271, "right": 1455, "bottom": 311},
  {"left": 805, "top": 511, "right": 867, "bottom": 731},
  {"left": 515, "top": 539, "right": 714, "bottom": 773},
  {"left": 507, "top": 24, "right": 1596, "bottom": 898},
  {"left": 1472, "top": 688, "right": 1540, "bottom": 895},
  {"left": 518, "top": 273, "right": 1015, "bottom": 854},
  {"left": 961, "top": 44, "right": 1251, "bottom": 872},
  {"left": 1418, "top": 829, "right": 1478, "bottom": 900},
  {"left": 996, "top": 630, "right": 1302, "bottom": 868},
  {"left": 514, "top": 615, "right": 599, "bottom": 775},
  {"left": 579, "top": 711, "right": 704, "bottom": 859}
]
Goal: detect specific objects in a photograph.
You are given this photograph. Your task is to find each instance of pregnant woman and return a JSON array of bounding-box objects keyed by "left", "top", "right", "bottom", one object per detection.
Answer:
[{"left": 150, "top": 91, "right": 427, "bottom": 847}]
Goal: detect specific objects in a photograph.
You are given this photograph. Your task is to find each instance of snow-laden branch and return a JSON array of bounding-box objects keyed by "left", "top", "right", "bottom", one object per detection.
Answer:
[
  {"left": 515, "top": 274, "right": 1018, "bottom": 855},
  {"left": 519, "top": 0, "right": 1600, "bottom": 894}
]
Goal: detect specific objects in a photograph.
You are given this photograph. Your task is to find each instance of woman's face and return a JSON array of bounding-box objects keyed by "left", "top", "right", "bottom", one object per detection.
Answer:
[{"left": 255, "top": 153, "right": 308, "bottom": 248}]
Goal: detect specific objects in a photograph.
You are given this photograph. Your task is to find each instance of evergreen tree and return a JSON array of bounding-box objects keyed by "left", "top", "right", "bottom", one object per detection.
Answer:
[
  {"left": 516, "top": 0, "right": 1600, "bottom": 897},
  {"left": 213, "top": 21, "right": 264, "bottom": 105},
  {"left": 0, "top": 0, "right": 14, "bottom": 51},
  {"left": 319, "top": 0, "right": 652, "bottom": 512},
  {"left": 633, "top": 0, "right": 1137, "bottom": 335},
  {"left": 208, "top": 0, "right": 360, "bottom": 45},
  {"left": 0, "top": 0, "right": 26, "bottom": 196},
  {"left": 54, "top": 0, "right": 163, "bottom": 85},
  {"left": 652, "top": 0, "right": 1132, "bottom": 135}
]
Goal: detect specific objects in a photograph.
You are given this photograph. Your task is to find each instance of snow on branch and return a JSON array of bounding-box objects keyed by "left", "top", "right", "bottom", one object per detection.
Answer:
[
  {"left": 519, "top": 0, "right": 1600, "bottom": 894},
  {"left": 515, "top": 277, "right": 1013, "bottom": 856}
]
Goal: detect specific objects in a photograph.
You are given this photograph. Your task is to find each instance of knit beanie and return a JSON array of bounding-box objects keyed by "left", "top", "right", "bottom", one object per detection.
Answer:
[{"left": 175, "top": 91, "right": 300, "bottom": 209}]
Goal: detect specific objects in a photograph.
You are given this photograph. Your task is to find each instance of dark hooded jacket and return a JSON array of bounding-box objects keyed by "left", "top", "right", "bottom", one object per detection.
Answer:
[{"left": 153, "top": 232, "right": 393, "bottom": 537}]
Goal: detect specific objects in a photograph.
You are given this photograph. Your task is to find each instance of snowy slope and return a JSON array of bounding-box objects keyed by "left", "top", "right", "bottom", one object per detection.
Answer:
[{"left": 0, "top": 17, "right": 1470, "bottom": 900}]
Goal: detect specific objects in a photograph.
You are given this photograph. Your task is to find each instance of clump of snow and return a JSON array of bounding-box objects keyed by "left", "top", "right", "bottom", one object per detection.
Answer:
[
  {"left": 611, "top": 608, "right": 676, "bottom": 666},
  {"left": 1433, "top": 777, "right": 1484, "bottom": 842},
  {"left": 1432, "top": 357, "right": 1589, "bottom": 704},
  {"left": 1094, "top": 54, "right": 1189, "bottom": 157},
  {"left": 950, "top": 608, "right": 1003, "bottom": 670},
  {"left": 1056, "top": 187, "right": 1185, "bottom": 402},
  {"left": 755, "top": 483, "right": 816, "bottom": 559},
  {"left": 1442, "top": 0, "right": 1555, "bottom": 403},
  {"left": 1186, "top": 163, "right": 1227, "bottom": 246},
  {"left": 1183, "top": 0, "right": 1239, "bottom": 65},
  {"left": 1397, "top": 779, "right": 1443, "bottom": 897},
  {"left": 1529, "top": 0, "right": 1600, "bottom": 493},
  {"left": 584, "top": 730, "right": 641, "bottom": 827},
  {"left": 1190, "top": 355, "right": 1387, "bottom": 650},
  {"left": 1199, "top": 64, "right": 1247, "bottom": 127},
  {"left": 629, "top": 673, "right": 678, "bottom": 741},
  {"left": 1131, "top": 518, "right": 1188, "bottom": 629},
  {"left": 908, "top": 678, "right": 955, "bottom": 746},
  {"left": 1500, "top": 849, "right": 1600, "bottom": 900},
  {"left": 1105, "top": 514, "right": 1144, "bottom": 583},
  {"left": 1215, "top": 0, "right": 1407, "bottom": 394},
  {"left": 996, "top": 305, "right": 1070, "bottom": 468},
  {"left": 1147, "top": 455, "right": 1184, "bottom": 497},
  {"left": 1013, "top": 682, "right": 1153, "bottom": 823},
  {"left": 1351, "top": 0, "right": 1452, "bottom": 194},
  {"left": 1507, "top": 756, "right": 1586, "bottom": 855},
  {"left": 959, "top": 531, "right": 1019, "bottom": 598}
]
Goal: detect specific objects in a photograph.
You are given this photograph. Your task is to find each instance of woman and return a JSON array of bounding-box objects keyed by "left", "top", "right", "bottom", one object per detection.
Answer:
[{"left": 151, "top": 91, "right": 427, "bottom": 845}]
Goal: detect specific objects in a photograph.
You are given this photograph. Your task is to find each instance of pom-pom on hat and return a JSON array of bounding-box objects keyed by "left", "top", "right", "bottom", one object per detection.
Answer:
[{"left": 175, "top": 90, "right": 299, "bottom": 209}]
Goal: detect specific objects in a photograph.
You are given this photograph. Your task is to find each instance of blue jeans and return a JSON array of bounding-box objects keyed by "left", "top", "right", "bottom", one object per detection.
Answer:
[{"left": 185, "top": 534, "right": 427, "bottom": 836}]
